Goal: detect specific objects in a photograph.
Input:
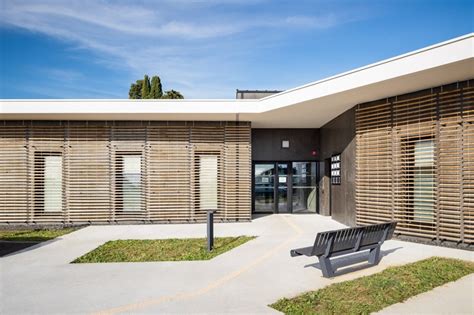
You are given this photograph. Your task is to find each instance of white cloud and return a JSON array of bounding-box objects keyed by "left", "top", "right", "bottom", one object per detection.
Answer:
[
  {"left": 41, "top": 68, "right": 85, "bottom": 82},
  {"left": 0, "top": 0, "right": 363, "bottom": 98}
]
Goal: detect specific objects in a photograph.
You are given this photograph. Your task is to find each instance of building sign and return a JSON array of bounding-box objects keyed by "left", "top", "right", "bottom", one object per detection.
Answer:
[{"left": 331, "top": 154, "right": 341, "bottom": 185}]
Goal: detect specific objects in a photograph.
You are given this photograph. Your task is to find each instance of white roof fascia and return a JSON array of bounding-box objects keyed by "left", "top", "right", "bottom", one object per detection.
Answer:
[
  {"left": 256, "top": 33, "right": 474, "bottom": 112},
  {"left": 1, "top": 33, "right": 473, "bottom": 125}
]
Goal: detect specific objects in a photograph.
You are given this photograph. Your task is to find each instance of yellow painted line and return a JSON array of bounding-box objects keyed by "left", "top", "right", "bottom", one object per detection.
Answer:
[{"left": 92, "top": 215, "right": 303, "bottom": 315}]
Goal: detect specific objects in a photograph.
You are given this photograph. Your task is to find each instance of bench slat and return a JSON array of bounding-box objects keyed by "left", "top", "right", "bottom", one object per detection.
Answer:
[
  {"left": 293, "top": 222, "right": 397, "bottom": 257},
  {"left": 290, "top": 222, "right": 397, "bottom": 278}
]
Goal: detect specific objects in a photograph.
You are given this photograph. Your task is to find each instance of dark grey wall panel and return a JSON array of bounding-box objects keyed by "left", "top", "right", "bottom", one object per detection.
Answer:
[
  {"left": 251, "top": 129, "right": 320, "bottom": 161},
  {"left": 320, "top": 107, "right": 357, "bottom": 227}
]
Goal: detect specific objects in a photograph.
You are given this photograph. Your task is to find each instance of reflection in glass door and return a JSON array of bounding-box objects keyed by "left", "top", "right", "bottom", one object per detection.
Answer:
[
  {"left": 292, "top": 162, "right": 317, "bottom": 213},
  {"left": 254, "top": 164, "right": 275, "bottom": 212},
  {"left": 277, "top": 163, "right": 289, "bottom": 213}
]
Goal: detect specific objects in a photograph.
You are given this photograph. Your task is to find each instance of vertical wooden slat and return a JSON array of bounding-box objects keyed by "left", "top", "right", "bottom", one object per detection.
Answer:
[
  {"left": 64, "top": 121, "right": 70, "bottom": 223},
  {"left": 438, "top": 87, "right": 462, "bottom": 241},
  {"left": 144, "top": 123, "right": 151, "bottom": 222},
  {"left": 463, "top": 84, "right": 474, "bottom": 243}
]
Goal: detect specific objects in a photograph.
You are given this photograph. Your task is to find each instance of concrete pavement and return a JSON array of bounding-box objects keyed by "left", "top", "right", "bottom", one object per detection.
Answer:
[{"left": 1, "top": 214, "right": 473, "bottom": 314}]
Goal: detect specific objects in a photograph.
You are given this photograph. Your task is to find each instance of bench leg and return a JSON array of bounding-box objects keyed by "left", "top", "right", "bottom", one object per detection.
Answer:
[
  {"left": 318, "top": 256, "right": 335, "bottom": 278},
  {"left": 368, "top": 246, "right": 381, "bottom": 265}
]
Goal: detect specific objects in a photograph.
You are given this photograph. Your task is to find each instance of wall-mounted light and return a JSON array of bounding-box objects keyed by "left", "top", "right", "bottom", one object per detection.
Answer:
[{"left": 281, "top": 140, "right": 290, "bottom": 149}]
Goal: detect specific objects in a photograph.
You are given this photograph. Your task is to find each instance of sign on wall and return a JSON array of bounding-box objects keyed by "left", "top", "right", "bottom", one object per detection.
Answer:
[{"left": 331, "top": 154, "right": 341, "bottom": 185}]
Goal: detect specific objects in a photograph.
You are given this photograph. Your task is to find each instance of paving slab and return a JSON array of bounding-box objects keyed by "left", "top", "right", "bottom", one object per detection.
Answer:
[{"left": 0, "top": 214, "right": 472, "bottom": 314}]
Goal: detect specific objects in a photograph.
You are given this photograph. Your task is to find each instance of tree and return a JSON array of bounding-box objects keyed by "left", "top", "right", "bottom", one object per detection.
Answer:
[
  {"left": 141, "top": 75, "right": 151, "bottom": 99},
  {"left": 129, "top": 80, "right": 143, "bottom": 99},
  {"left": 150, "top": 76, "right": 163, "bottom": 99},
  {"left": 162, "top": 90, "right": 184, "bottom": 99},
  {"left": 128, "top": 74, "right": 183, "bottom": 99}
]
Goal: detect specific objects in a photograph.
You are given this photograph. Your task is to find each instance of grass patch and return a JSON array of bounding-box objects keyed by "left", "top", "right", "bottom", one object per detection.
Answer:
[
  {"left": 270, "top": 257, "right": 474, "bottom": 315},
  {"left": 0, "top": 228, "right": 78, "bottom": 242},
  {"left": 72, "top": 236, "right": 255, "bottom": 263}
]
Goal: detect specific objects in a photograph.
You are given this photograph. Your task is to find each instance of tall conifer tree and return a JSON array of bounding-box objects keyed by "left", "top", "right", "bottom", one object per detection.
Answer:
[
  {"left": 150, "top": 76, "right": 163, "bottom": 99},
  {"left": 128, "top": 75, "right": 183, "bottom": 99},
  {"left": 141, "top": 75, "right": 151, "bottom": 98}
]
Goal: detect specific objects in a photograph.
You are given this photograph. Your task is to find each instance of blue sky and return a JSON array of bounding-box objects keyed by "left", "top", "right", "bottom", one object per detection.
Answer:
[{"left": 0, "top": 0, "right": 472, "bottom": 99}]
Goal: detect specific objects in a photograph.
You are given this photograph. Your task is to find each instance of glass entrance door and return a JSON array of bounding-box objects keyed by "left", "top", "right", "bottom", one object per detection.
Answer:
[
  {"left": 291, "top": 162, "right": 317, "bottom": 213},
  {"left": 277, "top": 163, "right": 290, "bottom": 213},
  {"left": 254, "top": 163, "right": 275, "bottom": 213},
  {"left": 253, "top": 161, "right": 318, "bottom": 214}
]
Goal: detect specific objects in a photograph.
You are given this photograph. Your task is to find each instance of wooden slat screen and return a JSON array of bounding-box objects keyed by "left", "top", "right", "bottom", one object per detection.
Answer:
[
  {"left": 463, "top": 87, "right": 474, "bottom": 243},
  {"left": 356, "top": 79, "right": 474, "bottom": 244},
  {"left": 191, "top": 123, "right": 225, "bottom": 221},
  {"left": 30, "top": 122, "right": 65, "bottom": 223},
  {"left": 0, "top": 121, "right": 28, "bottom": 223},
  {"left": 68, "top": 121, "right": 111, "bottom": 223},
  {"left": 0, "top": 120, "right": 251, "bottom": 224},
  {"left": 224, "top": 124, "right": 251, "bottom": 220},
  {"left": 148, "top": 123, "right": 191, "bottom": 222}
]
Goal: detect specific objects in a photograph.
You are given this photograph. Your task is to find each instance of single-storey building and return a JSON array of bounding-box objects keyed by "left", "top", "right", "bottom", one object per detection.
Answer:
[{"left": 1, "top": 34, "right": 473, "bottom": 246}]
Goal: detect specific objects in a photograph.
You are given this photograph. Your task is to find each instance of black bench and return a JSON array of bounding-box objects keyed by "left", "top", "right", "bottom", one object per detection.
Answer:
[{"left": 290, "top": 222, "right": 397, "bottom": 278}]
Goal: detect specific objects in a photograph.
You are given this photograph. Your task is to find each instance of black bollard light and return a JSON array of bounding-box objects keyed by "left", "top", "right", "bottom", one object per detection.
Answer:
[{"left": 207, "top": 210, "right": 217, "bottom": 252}]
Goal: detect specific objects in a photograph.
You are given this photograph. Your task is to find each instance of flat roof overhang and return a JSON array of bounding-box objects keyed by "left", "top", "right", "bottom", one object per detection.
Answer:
[{"left": 1, "top": 34, "right": 473, "bottom": 128}]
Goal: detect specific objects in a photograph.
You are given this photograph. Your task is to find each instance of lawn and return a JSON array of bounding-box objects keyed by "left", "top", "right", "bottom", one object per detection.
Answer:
[
  {"left": 72, "top": 236, "right": 256, "bottom": 263},
  {"left": 0, "top": 227, "right": 78, "bottom": 242},
  {"left": 270, "top": 257, "right": 474, "bottom": 315}
]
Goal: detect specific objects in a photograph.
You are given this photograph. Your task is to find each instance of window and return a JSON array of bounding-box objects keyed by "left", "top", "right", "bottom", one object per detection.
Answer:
[
  {"left": 196, "top": 154, "right": 219, "bottom": 210},
  {"left": 412, "top": 139, "right": 435, "bottom": 222},
  {"left": 35, "top": 152, "right": 63, "bottom": 212},
  {"left": 116, "top": 153, "right": 142, "bottom": 212}
]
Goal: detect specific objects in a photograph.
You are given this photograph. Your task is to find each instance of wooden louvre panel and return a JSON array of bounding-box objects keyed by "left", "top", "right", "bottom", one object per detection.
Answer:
[
  {"left": 392, "top": 92, "right": 437, "bottom": 239},
  {"left": 356, "top": 80, "right": 474, "bottom": 244},
  {"left": 0, "top": 120, "right": 251, "bottom": 224},
  {"left": 438, "top": 88, "right": 463, "bottom": 241},
  {"left": 191, "top": 123, "right": 225, "bottom": 221},
  {"left": 0, "top": 121, "right": 28, "bottom": 223},
  {"left": 148, "top": 123, "right": 191, "bottom": 222},
  {"left": 68, "top": 122, "right": 111, "bottom": 223},
  {"left": 111, "top": 122, "right": 146, "bottom": 222},
  {"left": 29, "top": 122, "right": 66, "bottom": 223},
  {"left": 356, "top": 98, "right": 393, "bottom": 225},
  {"left": 463, "top": 87, "right": 474, "bottom": 243},
  {"left": 224, "top": 124, "right": 251, "bottom": 221}
]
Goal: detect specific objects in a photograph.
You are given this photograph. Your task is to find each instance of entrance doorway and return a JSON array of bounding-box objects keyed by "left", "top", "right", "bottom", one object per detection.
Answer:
[{"left": 253, "top": 161, "right": 318, "bottom": 214}]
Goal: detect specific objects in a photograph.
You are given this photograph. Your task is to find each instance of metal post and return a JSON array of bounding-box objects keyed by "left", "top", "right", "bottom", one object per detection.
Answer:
[{"left": 207, "top": 210, "right": 216, "bottom": 252}]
